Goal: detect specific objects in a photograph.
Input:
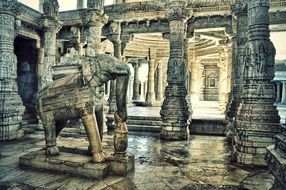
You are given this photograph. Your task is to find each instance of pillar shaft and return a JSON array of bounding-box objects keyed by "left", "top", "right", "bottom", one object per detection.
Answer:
[
  {"left": 156, "top": 65, "right": 163, "bottom": 101},
  {"left": 146, "top": 59, "right": 156, "bottom": 105},
  {"left": 234, "top": 0, "right": 280, "bottom": 166},
  {"left": 0, "top": 2, "right": 25, "bottom": 141},
  {"left": 227, "top": 2, "right": 248, "bottom": 119},
  {"left": 160, "top": 0, "right": 189, "bottom": 140},
  {"left": 132, "top": 62, "right": 140, "bottom": 101}
]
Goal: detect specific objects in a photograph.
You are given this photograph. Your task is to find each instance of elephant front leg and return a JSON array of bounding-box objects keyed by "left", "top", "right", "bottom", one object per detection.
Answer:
[
  {"left": 82, "top": 111, "right": 106, "bottom": 163},
  {"left": 42, "top": 113, "right": 59, "bottom": 155}
]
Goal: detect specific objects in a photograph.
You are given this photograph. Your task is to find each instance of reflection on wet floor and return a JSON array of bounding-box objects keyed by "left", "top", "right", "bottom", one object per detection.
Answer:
[{"left": 0, "top": 131, "right": 273, "bottom": 190}]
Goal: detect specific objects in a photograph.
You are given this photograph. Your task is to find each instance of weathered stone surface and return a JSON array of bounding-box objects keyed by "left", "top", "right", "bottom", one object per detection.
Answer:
[
  {"left": 19, "top": 149, "right": 110, "bottom": 179},
  {"left": 234, "top": 0, "right": 281, "bottom": 166},
  {"left": 37, "top": 54, "right": 130, "bottom": 163},
  {"left": 0, "top": 1, "right": 25, "bottom": 141}
]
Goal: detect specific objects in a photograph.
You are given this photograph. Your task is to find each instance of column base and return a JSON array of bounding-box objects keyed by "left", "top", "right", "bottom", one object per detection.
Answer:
[
  {"left": 265, "top": 145, "right": 286, "bottom": 189},
  {"left": 107, "top": 154, "right": 135, "bottom": 176},
  {"left": 106, "top": 114, "right": 115, "bottom": 131},
  {"left": 160, "top": 123, "right": 188, "bottom": 140},
  {"left": 225, "top": 119, "right": 235, "bottom": 143},
  {"left": 233, "top": 129, "right": 278, "bottom": 166}
]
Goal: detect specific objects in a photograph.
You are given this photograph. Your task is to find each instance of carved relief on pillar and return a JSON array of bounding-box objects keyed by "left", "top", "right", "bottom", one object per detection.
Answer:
[
  {"left": 233, "top": 0, "right": 281, "bottom": 167},
  {"left": 42, "top": 0, "right": 59, "bottom": 20},
  {"left": 160, "top": 0, "right": 190, "bottom": 140},
  {"left": 0, "top": 2, "right": 25, "bottom": 140},
  {"left": 83, "top": 11, "right": 108, "bottom": 56}
]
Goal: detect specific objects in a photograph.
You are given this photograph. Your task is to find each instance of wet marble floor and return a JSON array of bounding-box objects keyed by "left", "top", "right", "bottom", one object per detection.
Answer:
[{"left": 0, "top": 130, "right": 274, "bottom": 190}]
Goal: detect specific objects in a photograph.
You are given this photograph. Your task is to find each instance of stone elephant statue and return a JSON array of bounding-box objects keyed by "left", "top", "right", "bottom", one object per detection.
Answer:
[{"left": 37, "top": 54, "right": 130, "bottom": 163}]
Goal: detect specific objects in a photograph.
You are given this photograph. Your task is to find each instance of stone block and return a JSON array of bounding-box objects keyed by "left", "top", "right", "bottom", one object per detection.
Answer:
[
  {"left": 107, "top": 154, "right": 135, "bottom": 176},
  {"left": 19, "top": 149, "right": 110, "bottom": 179}
]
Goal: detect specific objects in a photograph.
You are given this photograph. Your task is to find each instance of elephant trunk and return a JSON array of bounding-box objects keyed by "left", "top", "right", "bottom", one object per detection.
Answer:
[{"left": 115, "top": 65, "right": 130, "bottom": 122}]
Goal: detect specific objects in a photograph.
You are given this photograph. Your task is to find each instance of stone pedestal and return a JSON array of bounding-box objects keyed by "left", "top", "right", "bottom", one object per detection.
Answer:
[
  {"left": 19, "top": 149, "right": 109, "bottom": 179},
  {"left": 233, "top": 0, "right": 281, "bottom": 166},
  {"left": 107, "top": 154, "right": 135, "bottom": 176},
  {"left": 0, "top": 3, "right": 25, "bottom": 141},
  {"left": 160, "top": 0, "right": 189, "bottom": 140}
]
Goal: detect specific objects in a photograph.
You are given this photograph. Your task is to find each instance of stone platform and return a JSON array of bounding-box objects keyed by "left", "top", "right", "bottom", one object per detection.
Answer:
[{"left": 19, "top": 148, "right": 110, "bottom": 179}]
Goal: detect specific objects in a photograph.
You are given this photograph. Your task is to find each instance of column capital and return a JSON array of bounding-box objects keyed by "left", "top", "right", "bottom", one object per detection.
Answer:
[
  {"left": 41, "top": 18, "right": 62, "bottom": 32},
  {"left": 42, "top": 0, "right": 60, "bottom": 20},
  {"left": 84, "top": 10, "right": 108, "bottom": 27},
  {"left": 165, "top": 0, "right": 190, "bottom": 21}
]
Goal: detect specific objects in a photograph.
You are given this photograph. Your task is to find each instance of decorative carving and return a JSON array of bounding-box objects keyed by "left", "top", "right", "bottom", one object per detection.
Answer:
[
  {"left": 43, "top": 0, "right": 59, "bottom": 19},
  {"left": 37, "top": 54, "right": 130, "bottom": 162}
]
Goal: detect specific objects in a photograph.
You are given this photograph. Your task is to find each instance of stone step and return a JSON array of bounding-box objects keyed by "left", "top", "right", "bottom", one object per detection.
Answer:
[
  {"left": 127, "top": 119, "right": 162, "bottom": 126},
  {"left": 127, "top": 124, "right": 161, "bottom": 133},
  {"left": 190, "top": 119, "right": 226, "bottom": 136}
]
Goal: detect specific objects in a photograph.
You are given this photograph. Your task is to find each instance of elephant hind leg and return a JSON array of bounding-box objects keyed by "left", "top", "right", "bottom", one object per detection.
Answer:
[
  {"left": 81, "top": 112, "right": 105, "bottom": 163},
  {"left": 55, "top": 120, "right": 67, "bottom": 137},
  {"left": 42, "top": 113, "right": 59, "bottom": 156}
]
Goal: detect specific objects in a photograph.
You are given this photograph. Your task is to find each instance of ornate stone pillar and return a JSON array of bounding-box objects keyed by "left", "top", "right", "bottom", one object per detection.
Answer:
[
  {"left": 84, "top": 2, "right": 108, "bottom": 56},
  {"left": 226, "top": 1, "right": 248, "bottom": 142},
  {"left": 227, "top": 0, "right": 248, "bottom": 119},
  {"left": 281, "top": 81, "right": 286, "bottom": 104},
  {"left": 146, "top": 56, "right": 156, "bottom": 106},
  {"left": 77, "top": 0, "right": 84, "bottom": 9},
  {"left": 0, "top": 0, "right": 25, "bottom": 141},
  {"left": 276, "top": 82, "right": 281, "bottom": 103},
  {"left": 156, "top": 63, "right": 163, "bottom": 101},
  {"left": 233, "top": 0, "right": 281, "bottom": 166},
  {"left": 160, "top": 0, "right": 189, "bottom": 140},
  {"left": 132, "top": 61, "right": 140, "bottom": 101},
  {"left": 40, "top": 0, "right": 62, "bottom": 88}
]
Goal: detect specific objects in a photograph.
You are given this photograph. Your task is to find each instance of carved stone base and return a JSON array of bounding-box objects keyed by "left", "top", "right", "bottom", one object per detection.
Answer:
[
  {"left": 19, "top": 149, "right": 110, "bottom": 179},
  {"left": 0, "top": 93, "right": 25, "bottom": 141},
  {"left": 160, "top": 124, "right": 188, "bottom": 140},
  {"left": 233, "top": 129, "right": 277, "bottom": 166},
  {"left": 265, "top": 145, "right": 286, "bottom": 189},
  {"left": 107, "top": 154, "right": 135, "bottom": 176}
]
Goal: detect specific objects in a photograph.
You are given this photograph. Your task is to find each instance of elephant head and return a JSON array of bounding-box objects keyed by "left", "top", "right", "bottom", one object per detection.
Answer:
[{"left": 82, "top": 54, "right": 130, "bottom": 121}]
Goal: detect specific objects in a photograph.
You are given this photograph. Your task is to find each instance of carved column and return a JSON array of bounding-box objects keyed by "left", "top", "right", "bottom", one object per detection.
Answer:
[
  {"left": 226, "top": 1, "right": 248, "bottom": 142},
  {"left": 40, "top": 0, "right": 62, "bottom": 88},
  {"left": 0, "top": 0, "right": 25, "bottom": 141},
  {"left": 156, "top": 63, "right": 163, "bottom": 101},
  {"left": 233, "top": 0, "right": 281, "bottom": 166},
  {"left": 132, "top": 61, "right": 140, "bottom": 101},
  {"left": 146, "top": 55, "right": 156, "bottom": 106},
  {"left": 84, "top": 3, "right": 108, "bottom": 56},
  {"left": 184, "top": 38, "right": 193, "bottom": 121},
  {"left": 160, "top": 0, "right": 189, "bottom": 140}
]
